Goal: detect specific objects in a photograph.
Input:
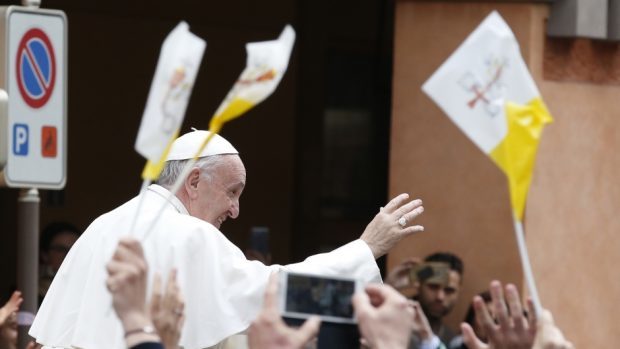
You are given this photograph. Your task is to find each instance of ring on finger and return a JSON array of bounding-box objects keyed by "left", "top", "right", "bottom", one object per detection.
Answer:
[
  {"left": 173, "top": 308, "right": 183, "bottom": 316},
  {"left": 398, "top": 216, "right": 407, "bottom": 227}
]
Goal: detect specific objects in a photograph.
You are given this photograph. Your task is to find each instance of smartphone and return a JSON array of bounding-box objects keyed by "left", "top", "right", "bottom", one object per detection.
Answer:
[
  {"left": 249, "top": 226, "right": 270, "bottom": 255},
  {"left": 279, "top": 271, "right": 362, "bottom": 324},
  {"left": 410, "top": 262, "right": 450, "bottom": 285}
]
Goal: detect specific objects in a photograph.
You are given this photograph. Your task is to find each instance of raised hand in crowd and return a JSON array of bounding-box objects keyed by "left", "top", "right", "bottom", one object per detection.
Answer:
[
  {"left": 352, "top": 284, "right": 414, "bottom": 349},
  {"left": 0, "top": 292, "right": 22, "bottom": 327},
  {"left": 461, "top": 280, "right": 573, "bottom": 349},
  {"left": 106, "top": 237, "right": 161, "bottom": 348},
  {"left": 247, "top": 273, "right": 321, "bottom": 349},
  {"left": 461, "top": 280, "right": 535, "bottom": 349},
  {"left": 150, "top": 270, "right": 185, "bottom": 349},
  {"left": 107, "top": 237, "right": 185, "bottom": 349},
  {"left": 385, "top": 258, "right": 422, "bottom": 290},
  {"left": 360, "top": 194, "right": 424, "bottom": 259},
  {"left": 0, "top": 291, "right": 23, "bottom": 349}
]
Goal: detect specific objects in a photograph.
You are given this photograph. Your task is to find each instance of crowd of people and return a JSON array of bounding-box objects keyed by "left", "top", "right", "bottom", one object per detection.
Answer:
[
  {"left": 1, "top": 130, "right": 574, "bottom": 349},
  {"left": 102, "top": 237, "right": 574, "bottom": 349}
]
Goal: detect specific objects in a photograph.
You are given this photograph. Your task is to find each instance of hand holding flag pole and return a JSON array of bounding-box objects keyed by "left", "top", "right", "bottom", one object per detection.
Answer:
[
  {"left": 422, "top": 11, "right": 552, "bottom": 317},
  {"left": 140, "top": 25, "right": 296, "bottom": 240}
]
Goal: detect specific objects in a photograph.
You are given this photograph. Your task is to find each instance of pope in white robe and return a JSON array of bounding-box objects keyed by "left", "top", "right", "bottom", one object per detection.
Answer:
[{"left": 30, "top": 130, "right": 425, "bottom": 349}]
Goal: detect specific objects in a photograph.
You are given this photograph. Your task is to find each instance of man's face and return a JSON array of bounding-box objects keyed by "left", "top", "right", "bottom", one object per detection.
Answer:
[
  {"left": 417, "top": 270, "right": 461, "bottom": 320},
  {"left": 190, "top": 155, "right": 246, "bottom": 229},
  {"left": 42, "top": 231, "right": 79, "bottom": 271}
]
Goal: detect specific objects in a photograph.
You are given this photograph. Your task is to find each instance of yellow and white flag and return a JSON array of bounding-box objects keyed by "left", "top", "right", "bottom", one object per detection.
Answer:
[
  {"left": 135, "top": 21, "right": 206, "bottom": 180},
  {"left": 422, "top": 11, "right": 553, "bottom": 221},
  {"left": 209, "top": 24, "right": 295, "bottom": 133},
  {"left": 138, "top": 25, "right": 297, "bottom": 241}
]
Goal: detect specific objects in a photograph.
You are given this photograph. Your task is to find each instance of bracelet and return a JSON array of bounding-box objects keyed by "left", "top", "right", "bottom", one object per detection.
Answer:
[{"left": 124, "top": 325, "right": 157, "bottom": 338}]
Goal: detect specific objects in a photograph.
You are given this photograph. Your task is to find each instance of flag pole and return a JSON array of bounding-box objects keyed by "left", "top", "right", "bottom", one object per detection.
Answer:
[
  {"left": 512, "top": 216, "right": 542, "bottom": 317},
  {"left": 128, "top": 179, "right": 151, "bottom": 235}
]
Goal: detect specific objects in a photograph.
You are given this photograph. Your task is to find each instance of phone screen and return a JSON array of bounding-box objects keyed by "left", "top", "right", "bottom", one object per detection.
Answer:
[
  {"left": 410, "top": 262, "right": 450, "bottom": 286},
  {"left": 285, "top": 273, "right": 356, "bottom": 320}
]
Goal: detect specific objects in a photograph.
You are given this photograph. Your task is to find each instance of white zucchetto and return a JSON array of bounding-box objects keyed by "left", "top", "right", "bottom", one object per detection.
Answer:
[{"left": 166, "top": 129, "right": 238, "bottom": 161}]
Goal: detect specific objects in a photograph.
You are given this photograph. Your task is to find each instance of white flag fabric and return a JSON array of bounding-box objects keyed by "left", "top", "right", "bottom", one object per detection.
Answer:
[
  {"left": 209, "top": 25, "right": 296, "bottom": 129},
  {"left": 135, "top": 21, "right": 206, "bottom": 162},
  {"left": 422, "top": 10, "right": 553, "bottom": 222},
  {"left": 422, "top": 11, "right": 540, "bottom": 155},
  {"left": 422, "top": 12, "right": 552, "bottom": 314}
]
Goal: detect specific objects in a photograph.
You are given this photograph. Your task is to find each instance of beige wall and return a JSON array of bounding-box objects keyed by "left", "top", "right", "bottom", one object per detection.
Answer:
[
  {"left": 390, "top": 2, "right": 618, "bottom": 347},
  {"left": 527, "top": 6, "right": 620, "bottom": 347}
]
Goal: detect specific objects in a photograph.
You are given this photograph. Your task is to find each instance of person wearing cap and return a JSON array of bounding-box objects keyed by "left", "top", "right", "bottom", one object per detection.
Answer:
[{"left": 30, "top": 130, "right": 425, "bottom": 349}]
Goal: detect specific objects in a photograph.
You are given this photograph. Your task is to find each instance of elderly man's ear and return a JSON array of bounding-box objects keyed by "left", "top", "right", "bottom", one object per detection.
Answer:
[{"left": 185, "top": 168, "right": 202, "bottom": 199}]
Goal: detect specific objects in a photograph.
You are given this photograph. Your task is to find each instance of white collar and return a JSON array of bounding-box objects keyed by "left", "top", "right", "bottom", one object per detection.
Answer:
[{"left": 147, "top": 184, "right": 190, "bottom": 215}]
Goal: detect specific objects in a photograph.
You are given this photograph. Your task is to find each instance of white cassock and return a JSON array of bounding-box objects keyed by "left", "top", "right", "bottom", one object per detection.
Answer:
[{"left": 30, "top": 184, "right": 381, "bottom": 349}]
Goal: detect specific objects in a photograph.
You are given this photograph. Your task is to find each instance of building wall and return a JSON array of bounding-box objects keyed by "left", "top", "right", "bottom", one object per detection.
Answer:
[
  {"left": 389, "top": 2, "right": 618, "bottom": 347},
  {"left": 527, "top": 5, "right": 620, "bottom": 347}
]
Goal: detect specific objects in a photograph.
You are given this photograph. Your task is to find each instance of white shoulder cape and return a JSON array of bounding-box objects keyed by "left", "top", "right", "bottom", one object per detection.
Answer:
[{"left": 30, "top": 185, "right": 380, "bottom": 349}]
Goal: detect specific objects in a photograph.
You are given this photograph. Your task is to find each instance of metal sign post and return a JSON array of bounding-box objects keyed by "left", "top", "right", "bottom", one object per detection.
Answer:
[{"left": 17, "top": 188, "right": 39, "bottom": 348}]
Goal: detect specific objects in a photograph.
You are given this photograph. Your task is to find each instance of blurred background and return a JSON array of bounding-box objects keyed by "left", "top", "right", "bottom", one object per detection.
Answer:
[{"left": 1, "top": 1, "right": 618, "bottom": 347}]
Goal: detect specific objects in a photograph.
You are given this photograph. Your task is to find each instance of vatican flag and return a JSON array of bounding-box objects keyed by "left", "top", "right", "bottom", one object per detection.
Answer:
[
  {"left": 180, "top": 25, "right": 295, "bottom": 167},
  {"left": 135, "top": 21, "right": 206, "bottom": 180},
  {"left": 209, "top": 24, "right": 296, "bottom": 133},
  {"left": 139, "top": 25, "right": 297, "bottom": 240},
  {"left": 422, "top": 11, "right": 552, "bottom": 221}
]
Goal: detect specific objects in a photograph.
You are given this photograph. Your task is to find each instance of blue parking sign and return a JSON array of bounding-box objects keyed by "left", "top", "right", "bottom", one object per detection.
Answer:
[{"left": 13, "top": 124, "right": 29, "bottom": 156}]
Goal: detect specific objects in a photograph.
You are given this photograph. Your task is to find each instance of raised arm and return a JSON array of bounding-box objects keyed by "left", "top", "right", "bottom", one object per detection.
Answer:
[{"left": 360, "top": 194, "right": 424, "bottom": 259}]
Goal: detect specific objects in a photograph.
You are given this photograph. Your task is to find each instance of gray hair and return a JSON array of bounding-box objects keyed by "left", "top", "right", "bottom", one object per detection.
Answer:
[{"left": 157, "top": 155, "right": 230, "bottom": 188}]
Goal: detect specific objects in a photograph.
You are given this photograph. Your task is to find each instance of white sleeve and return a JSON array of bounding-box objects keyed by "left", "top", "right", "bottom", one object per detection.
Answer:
[{"left": 279, "top": 239, "right": 382, "bottom": 284}]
